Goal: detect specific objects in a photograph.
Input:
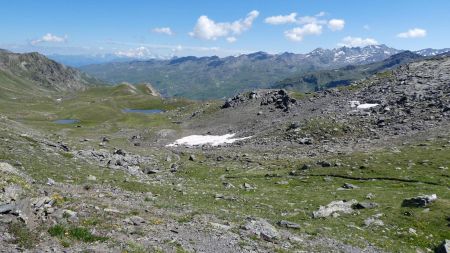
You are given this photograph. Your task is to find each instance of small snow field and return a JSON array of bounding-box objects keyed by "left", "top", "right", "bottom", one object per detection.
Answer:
[
  {"left": 167, "top": 134, "right": 251, "bottom": 147},
  {"left": 349, "top": 100, "right": 379, "bottom": 110},
  {"left": 357, "top": 103, "right": 379, "bottom": 109}
]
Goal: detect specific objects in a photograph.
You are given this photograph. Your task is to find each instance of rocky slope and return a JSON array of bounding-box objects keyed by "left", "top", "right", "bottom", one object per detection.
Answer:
[
  {"left": 0, "top": 49, "right": 101, "bottom": 93},
  {"left": 172, "top": 54, "right": 450, "bottom": 157}
]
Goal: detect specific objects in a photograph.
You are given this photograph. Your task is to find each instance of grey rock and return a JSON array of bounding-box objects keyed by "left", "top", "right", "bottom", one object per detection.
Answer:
[
  {"left": 47, "top": 178, "right": 56, "bottom": 186},
  {"left": 87, "top": 175, "right": 97, "bottom": 181},
  {"left": 300, "top": 164, "right": 312, "bottom": 170},
  {"left": 353, "top": 202, "right": 378, "bottom": 209},
  {"left": 3, "top": 184, "right": 23, "bottom": 201},
  {"left": 0, "top": 203, "right": 15, "bottom": 214},
  {"left": 402, "top": 194, "right": 437, "bottom": 207},
  {"left": 364, "top": 214, "right": 384, "bottom": 227},
  {"left": 299, "top": 137, "right": 313, "bottom": 145},
  {"left": 243, "top": 218, "right": 279, "bottom": 242},
  {"left": 313, "top": 199, "right": 358, "bottom": 218},
  {"left": 129, "top": 216, "right": 145, "bottom": 226},
  {"left": 342, "top": 183, "right": 359, "bottom": 189},
  {"left": 143, "top": 168, "right": 159, "bottom": 174},
  {"left": 436, "top": 240, "right": 450, "bottom": 253},
  {"left": 319, "top": 161, "right": 332, "bottom": 167},
  {"left": 277, "top": 220, "right": 300, "bottom": 229}
]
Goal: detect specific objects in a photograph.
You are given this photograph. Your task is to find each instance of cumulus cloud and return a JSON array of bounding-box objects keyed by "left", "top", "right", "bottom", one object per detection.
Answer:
[
  {"left": 152, "top": 27, "right": 174, "bottom": 36},
  {"left": 264, "top": 12, "right": 297, "bottom": 25},
  {"left": 115, "top": 46, "right": 152, "bottom": 58},
  {"left": 31, "top": 33, "right": 67, "bottom": 45},
  {"left": 397, "top": 28, "right": 427, "bottom": 38},
  {"left": 265, "top": 12, "right": 344, "bottom": 42},
  {"left": 284, "top": 23, "right": 322, "bottom": 42},
  {"left": 338, "top": 36, "right": 379, "bottom": 47},
  {"left": 189, "top": 10, "right": 259, "bottom": 40},
  {"left": 328, "top": 19, "right": 345, "bottom": 31}
]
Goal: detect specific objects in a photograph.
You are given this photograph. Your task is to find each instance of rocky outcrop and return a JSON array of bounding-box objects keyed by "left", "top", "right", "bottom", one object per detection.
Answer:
[{"left": 222, "top": 89, "right": 297, "bottom": 112}]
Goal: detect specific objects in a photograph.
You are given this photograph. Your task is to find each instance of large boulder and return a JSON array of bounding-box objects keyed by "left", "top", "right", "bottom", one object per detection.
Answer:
[
  {"left": 402, "top": 194, "right": 437, "bottom": 207},
  {"left": 313, "top": 199, "right": 358, "bottom": 218},
  {"left": 242, "top": 218, "right": 279, "bottom": 241}
]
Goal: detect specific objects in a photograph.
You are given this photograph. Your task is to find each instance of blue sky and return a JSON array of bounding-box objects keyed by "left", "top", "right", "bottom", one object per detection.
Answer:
[{"left": 1, "top": 0, "right": 449, "bottom": 57}]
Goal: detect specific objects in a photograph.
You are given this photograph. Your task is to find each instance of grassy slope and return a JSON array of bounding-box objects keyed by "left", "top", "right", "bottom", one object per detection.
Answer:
[{"left": 0, "top": 80, "right": 448, "bottom": 251}]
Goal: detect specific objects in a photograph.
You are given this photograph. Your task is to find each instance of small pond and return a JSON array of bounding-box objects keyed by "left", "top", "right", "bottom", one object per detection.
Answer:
[
  {"left": 122, "top": 109, "right": 164, "bottom": 114},
  {"left": 53, "top": 119, "right": 80, "bottom": 124}
]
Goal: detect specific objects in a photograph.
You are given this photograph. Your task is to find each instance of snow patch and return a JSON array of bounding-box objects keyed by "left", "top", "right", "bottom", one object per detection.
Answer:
[
  {"left": 167, "top": 134, "right": 251, "bottom": 147},
  {"left": 349, "top": 101, "right": 360, "bottom": 108},
  {"left": 357, "top": 103, "right": 379, "bottom": 109},
  {"left": 349, "top": 100, "right": 379, "bottom": 110}
]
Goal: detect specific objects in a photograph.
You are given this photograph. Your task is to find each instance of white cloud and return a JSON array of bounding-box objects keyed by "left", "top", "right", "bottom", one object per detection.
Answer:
[
  {"left": 152, "top": 27, "right": 174, "bottom": 36},
  {"left": 338, "top": 36, "right": 379, "bottom": 47},
  {"left": 31, "top": 33, "right": 67, "bottom": 45},
  {"left": 264, "top": 12, "right": 327, "bottom": 26},
  {"left": 115, "top": 46, "right": 152, "bottom": 58},
  {"left": 264, "top": 12, "right": 297, "bottom": 25},
  {"left": 284, "top": 23, "right": 322, "bottom": 42},
  {"left": 397, "top": 28, "right": 427, "bottom": 38},
  {"left": 328, "top": 19, "right": 345, "bottom": 31},
  {"left": 189, "top": 10, "right": 259, "bottom": 40},
  {"left": 226, "top": 37, "right": 237, "bottom": 43}
]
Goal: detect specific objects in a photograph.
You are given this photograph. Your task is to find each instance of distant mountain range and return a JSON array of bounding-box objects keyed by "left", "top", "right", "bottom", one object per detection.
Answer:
[
  {"left": 273, "top": 51, "right": 424, "bottom": 92},
  {"left": 47, "top": 54, "right": 149, "bottom": 68},
  {"left": 79, "top": 45, "right": 450, "bottom": 99}
]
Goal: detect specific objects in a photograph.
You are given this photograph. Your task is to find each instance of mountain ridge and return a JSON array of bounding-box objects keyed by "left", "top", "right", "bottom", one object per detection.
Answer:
[
  {"left": 0, "top": 50, "right": 102, "bottom": 96},
  {"left": 80, "top": 45, "right": 407, "bottom": 99},
  {"left": 273, "top": 51, "right": 424, "bottom": 92}
]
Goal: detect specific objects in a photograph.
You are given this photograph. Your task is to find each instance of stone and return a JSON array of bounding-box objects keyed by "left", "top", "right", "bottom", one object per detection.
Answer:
[
  {"left": 299, "top": 138, "right": 313, "bottom": 145},
  {"left": 189, "top": 155, "right": 196, "bottom": 161},
  {"left": 366, "top": 193, "right": 375, "bottom": 199},
  {"left": 364, "top": 214, "right": 384, "bottom": 227},
  {"left": 63, "top": 209, "right": 78, "bottom": 222},
  {"left": 342, "top": 183, "right": 359, "bottom": 189},
  {"left": 129, "top": 216, "right": 145, "bottom": 226},
  {"left": 319, "top": 161, "right": 332, "bottom": 167},
  {"left": 47, "top": 178, "right": 56, "bottom": 186},
  {"left": 300, "top": 164, "right": 311, "bottom": 170},
  {"left": 243, "top": 183, "right": 254, "bottom": 190},
  {"left": 143, "top": 168, "right": 159, "bottom": 174},
  {"left": 243, "top": 218, "right": 279, "bottom": 242},
  {"left": 3, "top": 184, "right": 23, "bottom": 201},
  {"left": 436, "top": 240, "right": 450, "bottom": 253},
  {"left": 0, "top": 203, "right": 15, "bottom": 214},
  {"left": 313, "top": 200, "right": 358, "bottom": 218},
  {"left": 402, "top": 194, "right": 437, "bottom": 207},
  {"left": 277, "top": 220, "right": 300, "bottom": 229},
  {"left": 87, "top": 175, "right": 97, "bottom": 181},
  {"left": 353, "top": 202, "right": 378, "bottom": 209}
]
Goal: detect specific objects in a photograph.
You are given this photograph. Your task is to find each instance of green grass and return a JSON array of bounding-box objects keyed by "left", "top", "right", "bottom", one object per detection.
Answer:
[
  {"left": 147, "top": 140, "right": 449, "bottom": 252},
  {"left": 48, "top": 225, "right": 108, "bottom": 243},
  {"left": 8, "top": 222, "right": 39, "bottom": 249}
]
